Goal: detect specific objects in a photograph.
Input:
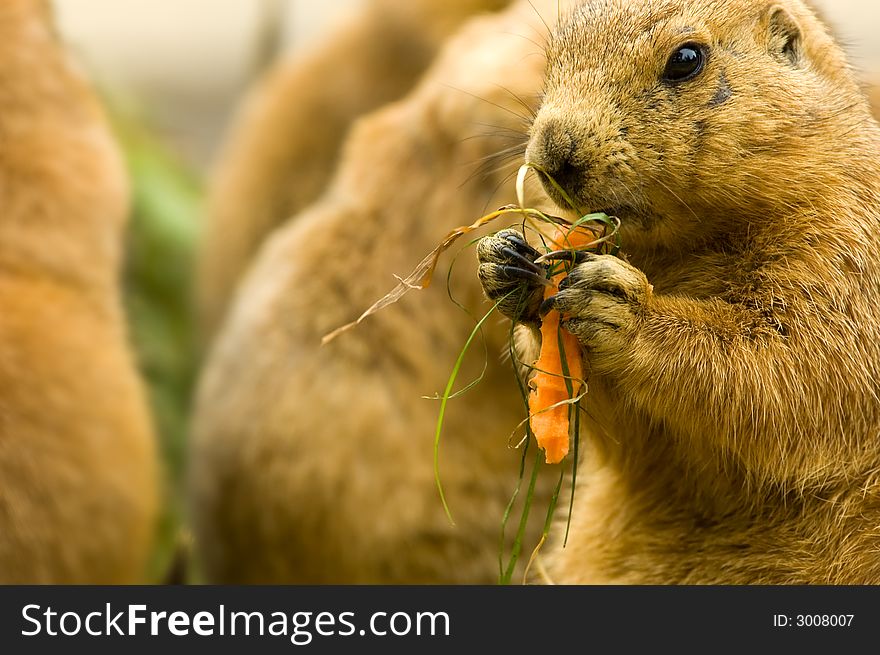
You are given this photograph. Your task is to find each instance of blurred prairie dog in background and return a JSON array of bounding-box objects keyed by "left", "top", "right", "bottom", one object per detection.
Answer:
[
  {"left": 190, "top": 0, "right": 564, "bottom": 583},
  {"left": 197, "top": 0, "right": 512, "bottom": 340},
  {"left": 0, "top": 0, "right": 158, "bottom": 583}
]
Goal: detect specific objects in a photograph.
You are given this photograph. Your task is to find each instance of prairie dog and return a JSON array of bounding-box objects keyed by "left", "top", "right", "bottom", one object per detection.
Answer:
[
  {"left": 480, "top": 0, "right": 880, "bottom": 583},
  {"left": 0, "top": 0, "right": 158, "bottom": 583}
]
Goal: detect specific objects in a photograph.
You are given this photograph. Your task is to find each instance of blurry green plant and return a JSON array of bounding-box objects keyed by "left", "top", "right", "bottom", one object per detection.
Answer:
[{"left": 110, "top": 107, "right": 201, "bottom": 582}]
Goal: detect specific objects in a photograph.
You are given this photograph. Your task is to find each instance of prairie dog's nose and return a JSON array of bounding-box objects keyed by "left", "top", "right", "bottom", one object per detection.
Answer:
[{"left": 526, "top": 116, "right": 583, "bottom": 203}]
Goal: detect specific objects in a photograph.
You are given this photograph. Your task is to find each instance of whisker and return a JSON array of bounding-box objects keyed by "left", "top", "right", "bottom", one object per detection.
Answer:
[
  {"left": 470, "top": 121, "right": 529, "bottom": 135},
  {"left": 616, "top": 178, "right": 646, "bottom": 215},
  {"left": 468, "top": 142, "right": 529, "bottom": 166},
  {"left": 500, "top": 30, "right": 548, "bottom": 55},
  {"left": 441, "top": 84, "right": 534, "bottom": 126},
  {"left": 494, "top": 84, "right": 540, "bottom": 121},
  {"left": 526, "top": 0, "right": 552, "bottom": 36},
  {"left": 457, "top": 122, "right": 529, "bottom": 144},
  {"left": 480, "top": 167, "right": 521, "bottom": 215},
  {"left": 648, "top": 174, "right": 701, "bottom": 223},
  {"left": 466, "top": 155, "right": 528, "bottom": 186},
  {"left": 460, "top": 143, "right": 527, "bottom": 189},
  {"left": 458, "top": 131, "right": 528, "bottom": 145}
]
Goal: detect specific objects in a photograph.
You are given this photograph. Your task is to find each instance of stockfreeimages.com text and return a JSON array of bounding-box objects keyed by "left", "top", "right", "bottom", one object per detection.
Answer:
[{"left": 21, "top": 604, "right": 451, "bottom": 645}]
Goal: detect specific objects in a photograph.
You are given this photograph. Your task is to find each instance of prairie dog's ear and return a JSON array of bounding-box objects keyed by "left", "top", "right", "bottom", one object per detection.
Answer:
[{"left": 767, "top": 5, "right": 803, "bottom": 66}]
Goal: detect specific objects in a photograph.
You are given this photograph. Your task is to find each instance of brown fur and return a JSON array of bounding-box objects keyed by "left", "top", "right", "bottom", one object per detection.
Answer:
[
  {"left": 870, "top": 80, "right": 880, "bottom": 120},
  {"left": 193, "top": 0, "right": 880, "bottom": 585},
  {"left": 482, "top": 0, "right": 880, "bottom": 583},
  {"left": 197, "top": 0, "right": 511, "bottom": 340},
  {"left": 189, "top": 0, "right": 565, "bottom": 584},
  {"left": 0, "top": 0, "right": 158, "bottom": 583}
]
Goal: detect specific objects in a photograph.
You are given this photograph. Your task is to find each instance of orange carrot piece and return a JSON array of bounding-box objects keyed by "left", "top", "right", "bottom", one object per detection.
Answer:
[{"left": 528, "top": 226, "right": 592, "bottom": 464}]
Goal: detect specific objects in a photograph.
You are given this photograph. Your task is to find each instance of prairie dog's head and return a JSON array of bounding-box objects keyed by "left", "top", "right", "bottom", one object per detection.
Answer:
[{"left": 527, "top": 0, "right": 869, "bottom": 247}]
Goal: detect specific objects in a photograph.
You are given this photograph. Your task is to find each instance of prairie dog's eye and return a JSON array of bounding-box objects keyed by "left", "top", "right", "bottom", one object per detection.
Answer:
[{"left": 663, "top": 43, "right": 706, "bottom": 83}]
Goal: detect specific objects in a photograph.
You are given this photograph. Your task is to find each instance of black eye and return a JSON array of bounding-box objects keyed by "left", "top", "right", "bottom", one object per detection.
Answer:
[{"left": 663, "top": 44, "right": 706, "bottom": 83}]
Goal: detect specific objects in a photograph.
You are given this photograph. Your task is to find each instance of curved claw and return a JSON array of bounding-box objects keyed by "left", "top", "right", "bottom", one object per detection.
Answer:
[
  {"left": 500, "top": 246, "right": 544, "bottom": 275},
  {"left": 501, "top": 266, "right": 554, "bottom": 288},
  {"left": 503, "top": 233, "right": 543, "bottom": 260},
  {"left": 539, "top": 295, "right": 557, "bottom": 317},
  {"left": 534, "top": 249, "right": 595, "bottom": 265}
]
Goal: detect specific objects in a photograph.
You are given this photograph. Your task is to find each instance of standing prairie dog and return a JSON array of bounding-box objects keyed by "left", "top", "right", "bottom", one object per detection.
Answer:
[
  {"left": 0, "top": 0, "right": 158, "bottom": 583},
  {"left": 479, "top": 0, "right": 880, "bottom": 583},
  {"left": 197, "top": 0, "right": 511, "bottom": 340}
]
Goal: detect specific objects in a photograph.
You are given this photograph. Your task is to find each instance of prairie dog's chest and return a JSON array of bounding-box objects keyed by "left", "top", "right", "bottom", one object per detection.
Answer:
[{"left": 631, "top": 249, "right": 742, "bottom": 299}]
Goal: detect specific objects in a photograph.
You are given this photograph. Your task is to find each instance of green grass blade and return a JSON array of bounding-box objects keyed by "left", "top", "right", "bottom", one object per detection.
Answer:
[
  {"left": 501, "top": 448, "right": 543, "bottom": 585},
  {"left": 498, "top": 289, "right": 535, "bottom": 579},
  {"left": 434, "top": 295, "right": 509, "bottom": 525},
  {"left": 564, "top": 397, "right": 581, "bottom": 547}
]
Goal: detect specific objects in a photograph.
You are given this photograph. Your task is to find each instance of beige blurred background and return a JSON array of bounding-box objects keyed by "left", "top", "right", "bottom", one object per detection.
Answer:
[
  {"left": 54, "top": 0, "right": 361, "bottom": 169},
  {"left": 54, "top": 0, "right": 879, "bottom": 171}
]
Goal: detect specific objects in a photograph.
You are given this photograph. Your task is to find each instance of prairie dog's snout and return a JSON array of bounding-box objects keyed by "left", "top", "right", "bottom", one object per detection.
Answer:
[
  {"left": 526, "top": 100, "right": 629, "bottom": 214},
  {"left": 526, "top": 113, "right": 580, "bottom": 203}
]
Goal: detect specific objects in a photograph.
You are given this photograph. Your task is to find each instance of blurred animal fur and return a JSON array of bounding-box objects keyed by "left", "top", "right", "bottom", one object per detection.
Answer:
[
  {"left": 190, "top": 0, "right": 562, "bottom": 583},
  {"left": 0, "top": 0, "right": 158, "bottom": 583},
  {"left": 197, "top": 0, "right": 512, "bottom": 340}
]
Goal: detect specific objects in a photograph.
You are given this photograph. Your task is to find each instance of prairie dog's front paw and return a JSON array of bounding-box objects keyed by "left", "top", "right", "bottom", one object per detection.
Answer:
[
  {"left": 543, "top": 253, "right": 651, "bottom": 363},
  {"left": 477, "top": 229, "right": 551, "bottom": 325}
]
